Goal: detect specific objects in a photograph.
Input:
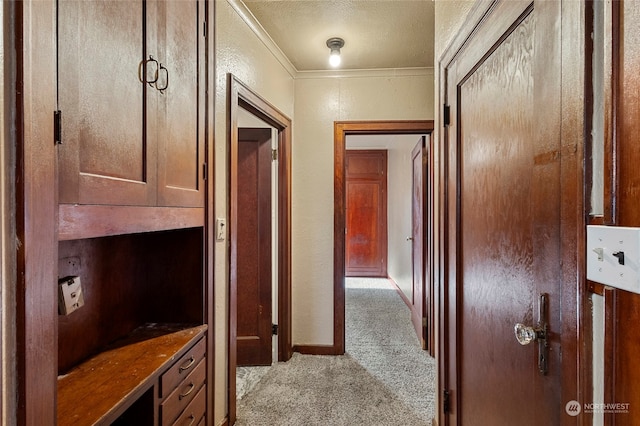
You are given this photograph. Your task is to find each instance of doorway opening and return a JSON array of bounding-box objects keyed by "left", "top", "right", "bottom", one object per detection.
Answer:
[
  {"left": 334, "top": 121, "right": 434, "bottom": 355},
  {"left": 228, "top": 74, "right": 292, "bottom": 425}
]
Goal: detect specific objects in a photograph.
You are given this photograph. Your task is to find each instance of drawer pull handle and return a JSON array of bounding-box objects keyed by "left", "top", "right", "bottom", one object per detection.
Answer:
[
  {"left": 179, "top": 356, "right": 195, "bottom": 373},
  {"left": 179, "top": 382, "right": 195, "bottom": 400},
  {"left": 186, "top": 414, "right": 196, "bottom": 426}
]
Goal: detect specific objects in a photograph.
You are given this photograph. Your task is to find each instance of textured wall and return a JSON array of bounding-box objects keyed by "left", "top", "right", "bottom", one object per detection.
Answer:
[
  {"left": 292, "top": 71, "right": 434, "bottom": 345},
  {"left": 214, "top": 1, "right": 294, "bottom": 422}
]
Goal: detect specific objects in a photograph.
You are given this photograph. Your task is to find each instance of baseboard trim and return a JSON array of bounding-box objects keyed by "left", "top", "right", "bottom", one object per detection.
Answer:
[
  {"left": 293, "top": 345, "right": 342, "bottom": 355},
  {"left": 217, "top": 416, "right": 229, "bottom": 426},
  {"left": 388, "top": 277, "right": 413, "bottom": 310}
]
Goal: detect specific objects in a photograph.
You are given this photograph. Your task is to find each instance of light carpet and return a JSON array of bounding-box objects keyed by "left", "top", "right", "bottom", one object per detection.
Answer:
[{"left": 236, "top": 277, "right": 436, "bottom": 425}]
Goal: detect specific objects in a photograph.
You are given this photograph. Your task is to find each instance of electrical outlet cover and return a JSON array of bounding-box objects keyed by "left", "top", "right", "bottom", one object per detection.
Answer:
[{"left": 58, "top": 276, "right": 85, "bottom": 315}]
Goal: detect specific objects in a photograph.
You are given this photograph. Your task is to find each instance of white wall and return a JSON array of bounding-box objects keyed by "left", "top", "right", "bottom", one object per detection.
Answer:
[
  {"left": 214, "top": 1, "right": 295, "bottom": 422},
  {"left": 292, "top": 71, "right": 433, "bottom": 345}
]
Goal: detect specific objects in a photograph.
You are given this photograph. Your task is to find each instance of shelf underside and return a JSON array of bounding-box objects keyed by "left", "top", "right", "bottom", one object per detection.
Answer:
[{"left": 58, "top": 204, "right": 205, "bottom": 240}]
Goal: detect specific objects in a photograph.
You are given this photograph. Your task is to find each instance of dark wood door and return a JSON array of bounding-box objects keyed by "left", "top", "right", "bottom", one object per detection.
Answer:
[
  {"left": 345, "top": 150, "right": 387, "bottom": 277},
  {"left": 442, "top": 2, "right": 564, "bottom": 424},
  {"left": 411, "top": 138, "right": 426, "bottom": 348},
  {"left": 236, "top": 128, "right": 272, "bottom": 366},
  {"left": 58, "top": 1, "right": 155, "bottom": 206},
  {"left": 156, "top": 0, "right": 205, "bottom": 207}
]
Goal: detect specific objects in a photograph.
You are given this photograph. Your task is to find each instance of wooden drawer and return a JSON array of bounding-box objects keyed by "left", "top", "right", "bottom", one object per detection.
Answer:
[
  {"left": 161, "top": 359, "right": 206, "bottom": 425},
  {"left": 170, "top": 386, "right": 206, "bottom": 426},
  {"left": 160, "top": 337, "right": 206, "bottom": 398}
]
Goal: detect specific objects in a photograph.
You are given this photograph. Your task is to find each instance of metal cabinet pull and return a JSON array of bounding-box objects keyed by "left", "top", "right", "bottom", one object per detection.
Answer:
[
  {"left": 138, "top": 55, "right": 159, "bottom": 86},
  {"left": 179, "top": 382, "right": 195, "bottom": 400},
  {"left": 154, "top": 63, "right": 169, "bottom": 93},
  {"left": 179, "top": 356, "right": 195, "bottom": 372},
  {"left": 186, "top": 414, "right": 196, "bottom": 426}
]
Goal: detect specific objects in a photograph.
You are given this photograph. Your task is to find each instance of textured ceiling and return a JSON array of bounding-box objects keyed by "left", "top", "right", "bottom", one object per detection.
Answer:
[{"left": 243, "top": 0, "right": 435, "bottom": 71}]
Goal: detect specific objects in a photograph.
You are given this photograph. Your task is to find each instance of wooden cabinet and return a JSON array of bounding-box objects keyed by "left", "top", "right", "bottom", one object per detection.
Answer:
[
  {"left": 16, "top": 0, "right": 214, "bottom": 424},
  {"left": 57, "top": 0, "right": 205, "bottom": 208},
  {"left": 50, "top": 1, "right": 212, "bottom": 425}
]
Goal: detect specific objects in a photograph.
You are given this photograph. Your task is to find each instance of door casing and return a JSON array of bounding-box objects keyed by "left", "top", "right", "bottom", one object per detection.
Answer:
[
  {"left": 332, "top": 121, "right": 434, "bottom": 355},
  {"left": 228, "top": 74, "right": 293, "bottom": 424}
]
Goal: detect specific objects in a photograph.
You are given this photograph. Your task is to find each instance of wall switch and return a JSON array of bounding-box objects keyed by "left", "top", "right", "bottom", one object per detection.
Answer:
[
  {"left": 58, "top": 276, "right": 85, "bottom": 315},
  {"left": 216, "top": 218, "right": 226, "bottom": 241},
  {"left": 587, "top": 225, "right": 640, "bottom": 294}
]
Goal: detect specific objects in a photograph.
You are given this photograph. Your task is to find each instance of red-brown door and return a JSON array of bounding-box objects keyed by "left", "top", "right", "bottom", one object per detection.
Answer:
[
  {"left": 236, "top": 128, "right": 272, "bottom": 366},
  {"left": 345, "top": 150, "right": 387, "bottom": 277},
  {"left": 411, "top": 138, "right": 426, "bottom": 348},
  {"left": 442, "top": 2, "right": 565, "bottom": 424}
]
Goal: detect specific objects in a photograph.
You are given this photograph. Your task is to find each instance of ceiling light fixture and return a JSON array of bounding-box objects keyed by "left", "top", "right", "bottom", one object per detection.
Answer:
[{"left": 326, "top": 37, "right": 345, "bottom": 67}]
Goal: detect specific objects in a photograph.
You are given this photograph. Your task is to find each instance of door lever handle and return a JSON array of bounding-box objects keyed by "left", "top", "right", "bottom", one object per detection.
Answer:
[{"left": 406, "top": 236, "right": 413, "bottom": 241}]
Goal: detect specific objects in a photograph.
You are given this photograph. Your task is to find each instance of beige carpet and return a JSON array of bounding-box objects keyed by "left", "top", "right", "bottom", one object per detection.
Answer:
[{"left": 236, "top": 277, "right": 436, "bottom": 425}]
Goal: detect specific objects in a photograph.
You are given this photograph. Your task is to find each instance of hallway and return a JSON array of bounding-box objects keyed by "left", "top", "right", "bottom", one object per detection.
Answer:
[{"left": 235, "top": 278, "right": 436, "bottom": 425}]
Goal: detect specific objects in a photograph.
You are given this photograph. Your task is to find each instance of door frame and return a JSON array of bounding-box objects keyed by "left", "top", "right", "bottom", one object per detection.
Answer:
[
  {"left": 333, "top": 120, "right": 434, "bottom": 355},
  {"left": 228, "top": 74, "right": 293, "bottom": 423},
  {"left": 437, "top": 1, "right": 586, "bottom": 424}
]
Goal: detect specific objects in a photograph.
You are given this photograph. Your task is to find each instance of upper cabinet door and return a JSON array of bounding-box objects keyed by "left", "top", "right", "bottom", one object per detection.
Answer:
[
  {"left": 58, "top": 1, "right": 156, "bottom": 206},
  {"left": 154, "top": 0, "right": 205, "bottom": 207}
]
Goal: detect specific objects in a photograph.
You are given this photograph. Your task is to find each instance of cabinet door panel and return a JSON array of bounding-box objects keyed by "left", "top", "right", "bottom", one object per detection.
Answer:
[
  {"left": 156, "top": 0, "right": 205, "bottom": 207},
  {"left": 58, "top": 1, "right": 156, "bottom": 206}
]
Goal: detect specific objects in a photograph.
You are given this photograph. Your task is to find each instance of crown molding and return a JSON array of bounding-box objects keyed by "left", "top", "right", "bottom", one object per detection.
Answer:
[
  {"left": 227, "top": 0, "right": 298, "bottom": 78},
  {"left": 295, "top": 67, "right": 434, "bottom": 80}
]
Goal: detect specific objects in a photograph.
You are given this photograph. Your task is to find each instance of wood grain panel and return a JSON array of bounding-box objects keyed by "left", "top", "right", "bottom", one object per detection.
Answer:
[
  {"left": 58, "top": 0, "right": 155, "bottom": 206},
  {"left": 58, "top": 229, "right": 204, "bottom": 373},
  {"left": 345, "top": 150, "right": 387, "bottom": 277},
  {"left": 411, "top": 139, "right": 425, "bottom": 347},
  {"left": 236, "top": 128, "right": 272, "bottom": 366},
  {"left": 457, "top": 13, "right": 541, "bottom": 422},
  {"left": 441, "top": 2, "right": 574, "bottom": 424},
  {"left": 609, "top": 2, "right": 640, "bottom": 423},
  {"left": 157, "top": 0, "right": 205, "bottom": 207},
  {"left": 16, "top": 1, "right": 58, "bottom": 423}
]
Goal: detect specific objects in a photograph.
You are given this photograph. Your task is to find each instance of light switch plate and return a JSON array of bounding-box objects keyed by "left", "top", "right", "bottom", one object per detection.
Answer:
[
  {"left": 587, "top": 225, "right": 640, "bottom": 294},
  {"left": 58, "top": 276, "right": 85, "bottom": 315},
  {"left": 216, "top": 218, "right": 226, "bottom": 241}
]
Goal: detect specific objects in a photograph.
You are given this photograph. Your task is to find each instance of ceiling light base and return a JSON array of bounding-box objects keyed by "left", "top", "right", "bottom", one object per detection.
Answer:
[{"left": 326, "top": 37, "right": 345, "bottom": 50}]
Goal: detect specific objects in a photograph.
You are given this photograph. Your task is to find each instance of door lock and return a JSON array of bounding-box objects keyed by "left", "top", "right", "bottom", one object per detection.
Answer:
[{"left": 514, "top": 293, "right": 549, "bottom": 375}]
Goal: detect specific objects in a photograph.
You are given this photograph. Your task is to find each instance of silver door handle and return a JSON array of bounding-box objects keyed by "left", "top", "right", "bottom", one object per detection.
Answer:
[{"left": 406, "top": 237, "right": 413, "bottom": 241}]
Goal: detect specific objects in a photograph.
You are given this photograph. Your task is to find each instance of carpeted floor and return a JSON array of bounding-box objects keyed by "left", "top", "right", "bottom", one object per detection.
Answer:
[{"left": 236, "top": 277, "right": 436, "bottom": 425}]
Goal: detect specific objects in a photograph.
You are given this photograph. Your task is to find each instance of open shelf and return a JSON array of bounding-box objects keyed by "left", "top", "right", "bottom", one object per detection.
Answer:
[{"left": 57, "top": 324, "right": 207, "bottom": 426}]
